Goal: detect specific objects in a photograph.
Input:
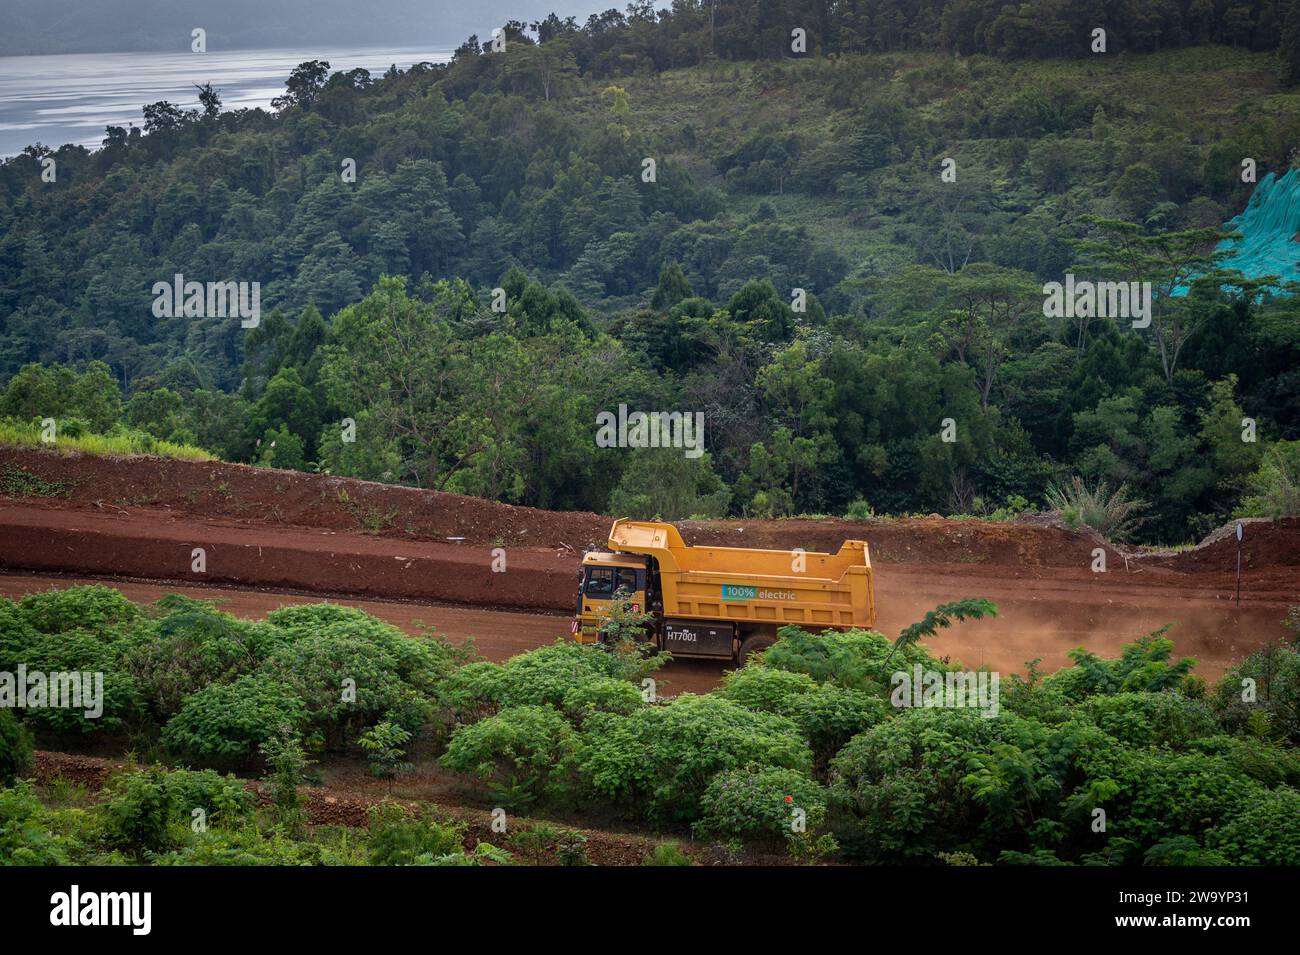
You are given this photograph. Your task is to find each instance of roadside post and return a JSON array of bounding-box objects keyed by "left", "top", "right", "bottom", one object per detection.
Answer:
[{"left": 1235, "top": 522, "right": 1243, "bottom": 607}]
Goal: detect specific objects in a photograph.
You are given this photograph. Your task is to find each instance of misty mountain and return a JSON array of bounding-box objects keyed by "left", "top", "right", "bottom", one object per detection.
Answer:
[{"left": 0, "top": 0, "right": 610, "bottom": 55}]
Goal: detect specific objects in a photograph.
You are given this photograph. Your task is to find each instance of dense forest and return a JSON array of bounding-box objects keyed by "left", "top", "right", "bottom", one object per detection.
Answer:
[{"left": 2, "top": 1, "right": 1300, "bottom": 543}]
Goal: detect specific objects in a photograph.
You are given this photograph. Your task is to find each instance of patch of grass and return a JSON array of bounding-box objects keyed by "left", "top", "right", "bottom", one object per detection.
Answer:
[
  {"left": 643, "top": 842, "right": 693, "bottom": 866},
  {"left": 38, "top": 778, "right": 92, "bottom": 808},
  {"left": 0, "top": 466, "right": 69, "bottom": 498},
  {"left": 946, "top": 495, "right": 1037, "bottom": 524},
  {"left": 335, "top": 489, "right": 397, "bottom": 533},
  {"left": 0, "top": 419, "right": 213, "bottom": 461}
]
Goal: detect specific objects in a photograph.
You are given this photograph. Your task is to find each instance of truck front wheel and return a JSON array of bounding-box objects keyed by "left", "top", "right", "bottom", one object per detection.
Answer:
[{"left": 736, "top": 631, "right": 777, "bottom": 667}]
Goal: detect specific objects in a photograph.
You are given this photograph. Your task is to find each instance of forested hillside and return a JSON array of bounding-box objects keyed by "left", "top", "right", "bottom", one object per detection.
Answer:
[{"left": 2, "top": 2, "right": 1300, "bottom": 544}]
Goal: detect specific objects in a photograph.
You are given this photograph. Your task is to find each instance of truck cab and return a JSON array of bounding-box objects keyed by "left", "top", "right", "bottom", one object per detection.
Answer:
[{"left": 573, "top": 551, "right": 649, "bottom": 643}]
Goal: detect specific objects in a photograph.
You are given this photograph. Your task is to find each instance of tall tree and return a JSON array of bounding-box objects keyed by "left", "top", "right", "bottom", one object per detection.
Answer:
[
  {"left": 272, "top": 60, "right": 331, "bottom": 112},
  {"left": 1072, "top": 218, "right": 1249, "bottom": 382},
  {"left": 193, "top": 83, "right": 222, "bottom": 118}
]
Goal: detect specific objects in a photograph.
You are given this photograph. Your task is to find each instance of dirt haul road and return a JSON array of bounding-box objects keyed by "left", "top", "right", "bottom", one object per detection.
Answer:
[
  {"left": 0, "top": 500, "right": 1293, "bottom": 681},
  {"left": 0, "top": 447, "right": 1296, "bottom": 682}
]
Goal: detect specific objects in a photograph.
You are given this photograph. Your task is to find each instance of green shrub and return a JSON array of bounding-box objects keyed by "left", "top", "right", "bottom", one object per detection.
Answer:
[
  {"left": 157, "top": 826, "right": 341, "bottom": 866},
  {"left": 1071, "top": 747, "right": 1266, "bottom": 860},
  {"left": 151, "top": 593, "right": 219, "bottom": 614},
  {"left": 1045, "top": 477, "right": 1148, "bottom": 541},
  {"left": 998, "top": 848, "right": 1071, "bottom": 865},
  {"left": 359, "top": 721, "right": 412, "bottom": 789},
  {"left": 923, "top": 719, "right": 1282, "bottom": 866},
  {"left": 1142, "top": 836, "right": 1230, "bottom": 866},
  {"left": 1000, "top": 661, "right": 1078, "bottom": 724},
  {"left": 412, "top": 842, "right": 511, "bottom": 866},
  {"left": 16, "top": 630, "right": 144, "bottom": 735},
  {"left": 643, "top": 842, "right": 693, "bottom": 866},
  {"left": 1206, "top": 787, "right": 1300, "bottom": 864},
  {"left": 367, "top": 802, "right": 464, "bottom": 865},
  {"left": 102, "top": 767, "right": 178, "bottom": 857},
  {"left": 785, "top": 684, "right": 889, "bottom": 768},
  {"left": 1081, "top": 692, "right": 1220, "bottom": 749},
  {"left": 263, "top": 606, "right": 458, "bottom": 742},
  {"left": 0, "top": 780, "right": 74, "bottom": 864},
  {"left": 501, "top": 641, "right": 657, "bottom": 708},
  {"left": 260, "top": 632, "right": 405, "bottom": 746},
  {"left": 446, "top": 642, "right": 658, "bottom": 718},
  {"left": 508, "top": 821, "right": 563, "bottom": 864},
  {"left": 575, "top": 694, "right": 811, "bottom": 823},
  {"left": 828, "top": 708, "right": 1049, "bottom": 862},
  {"left": 15, "top": 626, "right": 120, "bottom": 675},
  {"left": 556, "top": 831, "right": 589, "bottom": 866},
  {"left": 264, "top": 603, "right": 376, "bottom": 633},
  {"left": 125, "top": 609, "right": 280, "bottom": 719},
  {"left": 0, "top": 598, "right": 39, "bottom": 672},
  {"left": 761, "top": 626, "right": 941, "bottom": 693},
  {"left": 695, "top": 766, "right": 827, "bottom": 850},
  {"left": 1042, "top": 631, "right": 1200, "bottom": 701},
  {"left": 1236, "top": 441, "right": 1300, "bottom": 518},
  {"left": 561, "top": 677, "right": 644, "bottom": 723},
  {"left": 844, "top": 499, "right": 874, "bottom": 520},
  {"left": 163, "top": 768, "right": 255, "bottom": 828},
  {"left": 17, "top": 585, "right": 141, "bottom": 634},
  {"left": 267, "top": 605, "right": 455, "bottom": 698},
  {"left": 260, "top": 731, "right": 310, "bottom": 835},
  {"left": 0, "top": 710, "right": 33, "bottom": 786},
  {"left": 717, "top": 666, "right": 816, "bottom": 714},
  {"left": 443, "top": 661, "right": 511, "bottom": 721},
  {"left": 1186, "top": 735, "right": 1300, "bottom": 788},
  {"left": 162, "top": 674, "right": 306, "bottom": 764},
  {"left": 1213, "top": 643, "right": 1300, "bottom": 745},
  {"left": 506, "top": 822, "right": 589, "bottom": 865},
  {"left": 441, "top": 705, "right": 578, "bottom": 806}
]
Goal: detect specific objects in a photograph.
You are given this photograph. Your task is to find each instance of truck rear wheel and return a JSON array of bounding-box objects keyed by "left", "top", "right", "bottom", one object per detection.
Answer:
[{"left": 737, "top": 632, "right": 777, "bottom": 667}]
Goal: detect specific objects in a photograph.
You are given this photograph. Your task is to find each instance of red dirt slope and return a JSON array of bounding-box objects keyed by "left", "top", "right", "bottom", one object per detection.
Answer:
[
  {"left": 0, "top": 447, "right": 1296, "bottom": 679},
  {"left": 3, "top": 446, "right": 1298, "bottom": 584}
]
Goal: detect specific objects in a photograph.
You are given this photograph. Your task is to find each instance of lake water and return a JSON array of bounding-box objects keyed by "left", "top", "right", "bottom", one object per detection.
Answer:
[{"left": 0, "top": 47, "right": 452, "bottom": 158}]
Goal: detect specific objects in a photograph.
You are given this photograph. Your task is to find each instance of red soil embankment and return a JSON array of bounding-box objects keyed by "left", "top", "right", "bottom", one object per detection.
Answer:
[{"left": 0, "top": 447, "right": 1296, "bottom": 678}]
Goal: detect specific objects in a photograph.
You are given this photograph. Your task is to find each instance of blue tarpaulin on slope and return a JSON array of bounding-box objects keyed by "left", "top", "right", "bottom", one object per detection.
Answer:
[{"left": 1173, "top": 166, "right": 1300, "bottom": 296}]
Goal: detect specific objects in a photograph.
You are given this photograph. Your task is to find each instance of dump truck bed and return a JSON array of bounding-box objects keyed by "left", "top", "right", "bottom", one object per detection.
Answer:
[{"left": 608, "top": 519, "right": 875, "bottom": 630}]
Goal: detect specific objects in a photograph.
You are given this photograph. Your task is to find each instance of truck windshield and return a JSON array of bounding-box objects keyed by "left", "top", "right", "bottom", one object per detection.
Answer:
[
  {"left": 585, "top": 568, "right": 615, "bottom": 596},
  {"left": 585, "top": 567, "right": 640, "bottom": 597}
]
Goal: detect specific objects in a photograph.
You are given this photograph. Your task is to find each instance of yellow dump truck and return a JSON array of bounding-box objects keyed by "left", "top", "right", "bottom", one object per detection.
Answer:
[{"left": 572, "top": 519, "right": 875, "bottom": 664}]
